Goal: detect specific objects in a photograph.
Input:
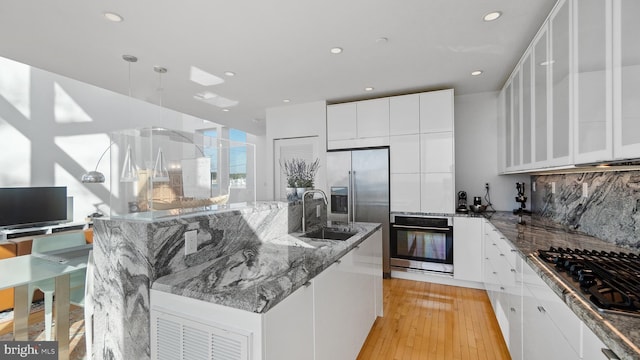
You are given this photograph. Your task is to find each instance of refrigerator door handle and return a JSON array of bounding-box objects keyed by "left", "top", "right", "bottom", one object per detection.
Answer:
[
  {"left": 352, "top": 170, "right": 357, "bottom": 222},
  {"left": 348, "top": 170, "right": 352, "bottom": 224}
]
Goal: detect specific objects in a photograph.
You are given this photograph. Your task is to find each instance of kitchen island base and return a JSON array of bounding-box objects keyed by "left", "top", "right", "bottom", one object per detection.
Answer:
[{"left": 151, "top": 229, "right": 383, "bottom": 360}]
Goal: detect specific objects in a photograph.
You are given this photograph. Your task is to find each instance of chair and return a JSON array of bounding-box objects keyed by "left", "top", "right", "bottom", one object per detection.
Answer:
[{"left": 27, "top": 231, "right": 88, "bottom": 341}]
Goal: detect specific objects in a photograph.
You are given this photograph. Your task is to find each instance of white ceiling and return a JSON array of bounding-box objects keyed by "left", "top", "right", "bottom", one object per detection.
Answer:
[{"left": 0, "top": 0, "right": 556, "bottom": 135}]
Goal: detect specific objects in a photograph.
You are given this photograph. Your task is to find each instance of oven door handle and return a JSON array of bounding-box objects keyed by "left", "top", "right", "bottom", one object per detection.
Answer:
[{"left": 392, "top": 224, "right": 451, "bottom": 231}]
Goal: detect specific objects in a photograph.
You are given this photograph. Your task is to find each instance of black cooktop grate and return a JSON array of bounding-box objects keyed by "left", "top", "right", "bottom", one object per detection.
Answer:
[{"left": 538, "top": 247, "right": 640, "bottom": 316}]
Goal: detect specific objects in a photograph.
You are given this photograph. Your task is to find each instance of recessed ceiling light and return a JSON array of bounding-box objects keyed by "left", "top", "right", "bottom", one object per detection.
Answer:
[
  {"left": 222, "top": 109, "right": 230, "bottom": 112},
  {"left": 375, "top": 37, "right": 388, "bottom": 44},
  {"left": 471, "top": 70, "right": 483, "bottom": 76},
  {"left": 224, "top": 71, "right": 235, "bottom": 77},
  {"left": 330, "top": 47, "right": 343, "bottom": 54},
  {"left": 103, "top": 12, "right": 123, "bottom": 22},
  {"left": 483, "top": 11, "right": 502, "bottom": 22},
  {"left": 364, "top": 87, "right": 374, "bottom": 92},
  {"left": 283, "top": 99, "right": 291, "bottom": 103}
]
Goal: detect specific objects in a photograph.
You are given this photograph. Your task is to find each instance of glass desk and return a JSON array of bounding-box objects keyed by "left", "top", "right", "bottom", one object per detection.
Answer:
[{"left": 0, "top": 248, "right": 89, "bottom": 360}]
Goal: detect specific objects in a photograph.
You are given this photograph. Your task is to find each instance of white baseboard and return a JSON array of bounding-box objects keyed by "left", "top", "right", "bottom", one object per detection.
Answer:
[{"left": 391, "top": 270, "right": 485, "bottom": 290}]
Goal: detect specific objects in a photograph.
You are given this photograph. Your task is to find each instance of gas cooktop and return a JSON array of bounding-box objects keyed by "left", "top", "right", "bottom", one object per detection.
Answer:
[{"left": 537, "top": 247, "right": 640, "bottom": 318}]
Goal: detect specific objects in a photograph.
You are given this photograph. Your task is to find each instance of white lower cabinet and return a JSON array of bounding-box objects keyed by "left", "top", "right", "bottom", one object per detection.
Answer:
[
  {"left": 263, "top": 283, "right": 315, "bottom": 360},
  {"left": 151, "top": 230, "right": 382, "bottom": 360},
  {"left": 452, "top": 217, "right": 483, "bottom": 283},
  {"left": 483, "top": 221, "right": 620, "bottom": 360}
]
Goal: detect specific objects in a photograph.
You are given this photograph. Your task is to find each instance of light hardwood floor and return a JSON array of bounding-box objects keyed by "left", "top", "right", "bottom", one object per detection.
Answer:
[
  {"left": 0, "top": 279, "right": 509, "bottom": 360},
  {"left": 358, "top": 278, "right": 511, "bottom": 360}
]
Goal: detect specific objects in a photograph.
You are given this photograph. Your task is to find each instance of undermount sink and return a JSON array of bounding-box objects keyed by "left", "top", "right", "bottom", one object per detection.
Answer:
[{"left": 301, "top": 227, "right": 358, "bottom": 241}]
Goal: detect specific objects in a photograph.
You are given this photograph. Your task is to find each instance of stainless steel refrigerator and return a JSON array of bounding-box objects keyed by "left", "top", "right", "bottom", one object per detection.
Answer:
[{"left": 327, "top": 148, "right": 390, "bottom": 278}]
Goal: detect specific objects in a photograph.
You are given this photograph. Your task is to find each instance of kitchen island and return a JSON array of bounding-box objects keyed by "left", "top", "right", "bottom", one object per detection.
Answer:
[
  {"left": 151, "top": 222, "right": 383, "bottom": 360},
  {"left": 90, "top": 200, "right": 382, "bottom": 360}
]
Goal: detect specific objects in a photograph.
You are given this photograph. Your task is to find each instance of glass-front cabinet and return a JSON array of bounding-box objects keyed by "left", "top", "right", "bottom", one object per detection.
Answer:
[
  {"left": 501, "top": 0, "right": 640, "bottom": 173},
  {"left": 549, "top": 0, "right": 571, "bottom": 167},
  {"left": 574, "top": 0, "right": 612, "bottom": 164},
  {"left": 533, "top": 26, "right": 549, "bottom": 166},
  {"left": 614, "top": 0, "right": 640, "bottom": 159}
]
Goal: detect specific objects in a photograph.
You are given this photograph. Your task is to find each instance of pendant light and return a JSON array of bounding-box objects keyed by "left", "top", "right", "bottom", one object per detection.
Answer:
[
  {"left": 152, "top": 66, "right": 170, "bottom": 182},
  {"left": 120, "top": 55, "right": 139, "bottom": 182},
  {"left": 81, "top": 55, "right": 138, "bottom": 183}
]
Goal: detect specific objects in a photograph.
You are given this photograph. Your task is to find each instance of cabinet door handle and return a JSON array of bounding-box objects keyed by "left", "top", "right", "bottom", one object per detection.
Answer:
[
  {"left": 493, "top": 272, "right": 497, "bottom": 275},
  {"left": 510, "top": 249, "right": 517, "bottom": 253},
  {"left": 492, "top": 243, "right": 497, "bottom": 246},
  {"left": 500, "top": 253, "right": 505, "bottom": 256},
  {"left": 601, "top": 348, "right": 620, "bottom": 360},
  {"left": 304, "top": 281, "right": 312, "bottom": 288},
  {"left": 510, "top": 307, "right": 516, "bottom": 312},
  {"left": 510, "top": 269, "right": 516, "bottom": 273},
  {"left": 500, "top": 286, "right": 505, "bottom": 291},
  {"left": 537, "top": 306, "right": 546, "bottom": 313}
]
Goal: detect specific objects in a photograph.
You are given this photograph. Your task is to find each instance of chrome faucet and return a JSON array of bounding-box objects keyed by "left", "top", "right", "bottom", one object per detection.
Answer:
[{"left": 302, "top": 189, "right": 328, "bottom": 233}]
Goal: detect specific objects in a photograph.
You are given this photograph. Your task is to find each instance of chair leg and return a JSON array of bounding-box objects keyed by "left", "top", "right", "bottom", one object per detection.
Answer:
[{"left": 44, "top": 292, "right": 53, "bottom": 341}]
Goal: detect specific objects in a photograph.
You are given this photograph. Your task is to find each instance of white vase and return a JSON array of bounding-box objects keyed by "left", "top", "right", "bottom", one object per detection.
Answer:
[{"left": 285, "top": 187, "right": 297, "bottom": 201}]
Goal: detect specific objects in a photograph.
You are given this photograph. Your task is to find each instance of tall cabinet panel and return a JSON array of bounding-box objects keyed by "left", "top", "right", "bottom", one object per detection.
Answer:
[
  {"left": 614, "top": 0, "right": 640, "bottom": 159},
  {"left": 550, "top": 0, "right": 572, "bottom": 166},
  {"left": 574, "top": 0, "right": 612, "bottom": 163}
]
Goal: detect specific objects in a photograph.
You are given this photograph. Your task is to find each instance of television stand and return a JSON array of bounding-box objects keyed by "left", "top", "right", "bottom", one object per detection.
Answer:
[{"left": 0, "top": 222, "right": 88, "bottom": 241}]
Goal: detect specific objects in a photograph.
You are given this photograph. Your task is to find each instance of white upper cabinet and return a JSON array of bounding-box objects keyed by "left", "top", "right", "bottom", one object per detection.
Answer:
[
  {"left": 574, "top": 0, "right": 612, "bottom": 164},
  {"left": 420, "top": 132, "right": 453, "bottom": 173},
  {"left": 613, "top": 0, "right": 640, "bottom": 159},
  {"left": 327, "top": 102, "right": 357, "bottom": 141},
  {"left": 499, "top": 0, "right": 640, "bottom": 173},
  {"left": 357, "top": 98, "right": 390, "bottom": 138},
  {"left": 390, "top": 134, "right": 420, "bottom": 173},
  {"left": 533, "top": 26, "right": 550, "bottom": 166},
  {"left": 420, "top": 89, "right": 454, "bottom": 133},
  {"left": 549, "top": 0, "right": 572, "bottom": 167},
  {"left": 390, "top": 94, "right": 420, "bottom": 135},
  {"left": 327, "top": 99, "right": 389, "bottom": 149}
]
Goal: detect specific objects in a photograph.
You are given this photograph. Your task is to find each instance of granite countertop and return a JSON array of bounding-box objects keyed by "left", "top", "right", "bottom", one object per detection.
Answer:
[
  {"left": 485, "top": 211, "right": 640, "bottom": 360},
  {"left": 152, "top": 222, "right": 381, "bottom": 314}
]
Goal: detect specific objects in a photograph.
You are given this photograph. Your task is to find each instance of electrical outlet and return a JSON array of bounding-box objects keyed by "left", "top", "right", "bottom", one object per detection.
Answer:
[
  {"left": 582, "top": 183, "right": 588, "bottom": 198},
  {"left": 551, "top": 182, "right": 556, "bottom": 194},
  {"left": 185, "top": 230, "right": 198, "bottom": 255},
  {"left": 485, "top": 182, "right": 490, "bottom": 190}
]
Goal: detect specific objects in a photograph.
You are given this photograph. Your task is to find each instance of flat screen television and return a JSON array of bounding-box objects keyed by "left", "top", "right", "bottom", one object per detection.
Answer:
[{"left": 0, "top": 186, "right": 68, "bottom": 228}]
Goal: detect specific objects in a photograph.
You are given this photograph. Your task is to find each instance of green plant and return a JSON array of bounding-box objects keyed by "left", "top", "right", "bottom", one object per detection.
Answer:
[{"left": 281, "top": 158, "right": 320, "bottom": 188}]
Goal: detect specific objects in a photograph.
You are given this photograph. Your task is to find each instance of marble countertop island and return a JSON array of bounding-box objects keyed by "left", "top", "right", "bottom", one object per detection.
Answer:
[
  {"left": 485, "top": 212, "right": 640, "bottom": 360},
  {"left": 152, "top": 222, "right": 381, "bottom": 314}
]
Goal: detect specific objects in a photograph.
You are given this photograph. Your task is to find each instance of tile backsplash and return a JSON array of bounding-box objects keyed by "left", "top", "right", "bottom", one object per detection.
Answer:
[{"left": 531, "top": 171, "right": 640, "bottom": 250}]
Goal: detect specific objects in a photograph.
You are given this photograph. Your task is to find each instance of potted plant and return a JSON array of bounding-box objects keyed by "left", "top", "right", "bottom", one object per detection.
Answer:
[{"left": 281, "top": 158, "right": 320, "bottom": 200}]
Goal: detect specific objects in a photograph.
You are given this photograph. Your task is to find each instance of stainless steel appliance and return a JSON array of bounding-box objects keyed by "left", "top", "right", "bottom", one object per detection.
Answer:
[
  {"left": 390, "top": 214, "right": 453, "bottom": 274},
  {"left": 327, "top": 148, "right": 390, "bottom": 277}
]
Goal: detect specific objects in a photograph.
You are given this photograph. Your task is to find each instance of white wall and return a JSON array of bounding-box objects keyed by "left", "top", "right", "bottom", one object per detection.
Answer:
[
  {"left": 265, "top": 101, "right": 327, "bottom": 200},
  {"left": 0, "top": 56, "right": 214, "bottom": 222},
  {"left": 454, "top": 91, "right": 530, "bottom": 211}
]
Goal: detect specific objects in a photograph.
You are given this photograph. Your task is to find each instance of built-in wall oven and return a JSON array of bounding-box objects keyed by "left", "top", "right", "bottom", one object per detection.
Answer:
[{"left": 390, "top": 214, "right": 453, "bottom": 274}]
